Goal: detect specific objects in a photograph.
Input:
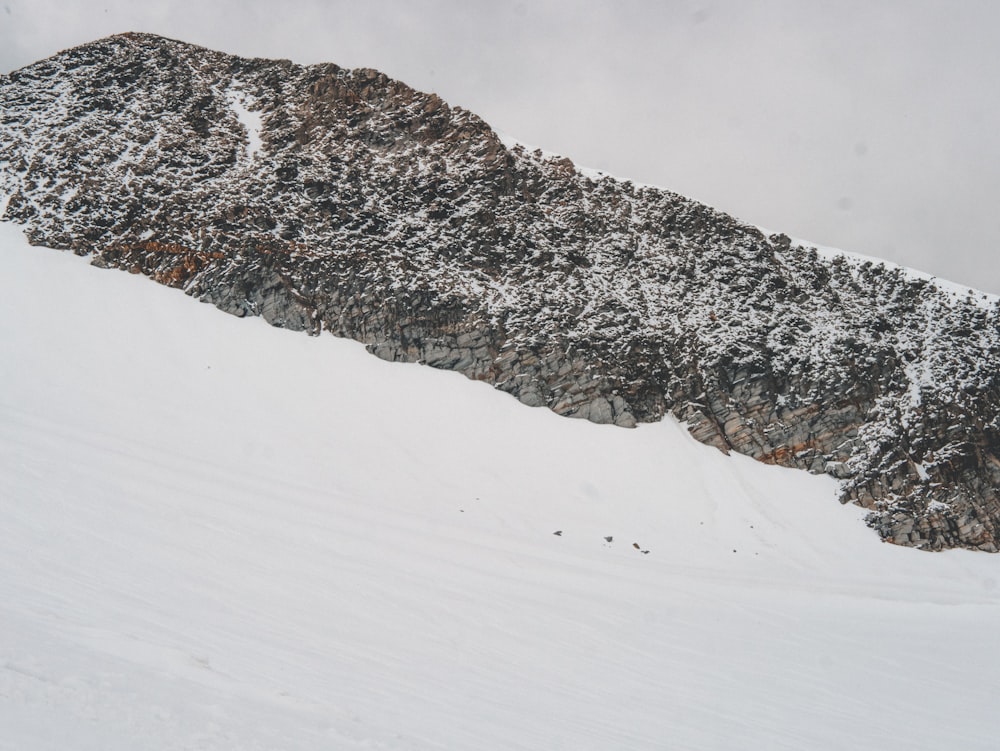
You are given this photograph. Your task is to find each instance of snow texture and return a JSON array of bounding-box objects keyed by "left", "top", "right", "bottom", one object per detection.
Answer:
[
  {"left": 225, "top": 85, "right": 264, "bottom": 161},
  {"left": 3, "top": 221, "right": 1000, "bottom": 750}
]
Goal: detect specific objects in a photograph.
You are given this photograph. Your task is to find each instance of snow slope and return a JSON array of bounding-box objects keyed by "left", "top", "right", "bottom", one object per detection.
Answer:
[{"left": 2, "top": 224, "right": 1000, "bottom": 750}]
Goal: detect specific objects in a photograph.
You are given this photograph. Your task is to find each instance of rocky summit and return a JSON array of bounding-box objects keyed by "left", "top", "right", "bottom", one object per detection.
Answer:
[{"left": 2, "top": 33, "right": 999, "bottom": 551}]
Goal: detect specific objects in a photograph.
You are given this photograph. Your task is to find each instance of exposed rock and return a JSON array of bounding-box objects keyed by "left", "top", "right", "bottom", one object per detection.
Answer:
[{"left": 2, "top": 33, "right": 999, "bottom": 551}]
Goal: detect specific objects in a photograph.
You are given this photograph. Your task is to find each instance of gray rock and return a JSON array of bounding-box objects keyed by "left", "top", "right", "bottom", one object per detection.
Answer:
[{"left": 3, "top": 32, "right": 1000, "bottom": 551}]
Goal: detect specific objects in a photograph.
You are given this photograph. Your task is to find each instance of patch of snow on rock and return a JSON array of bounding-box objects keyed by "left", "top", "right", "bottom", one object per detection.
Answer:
[{"left": 226, "top": 85, "right": 264, "bottom": 161}]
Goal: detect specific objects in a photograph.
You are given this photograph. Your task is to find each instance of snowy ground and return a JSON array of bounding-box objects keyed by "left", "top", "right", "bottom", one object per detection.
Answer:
[{"left": 2, "top": 222, "right": 1000, "bottom": 750}]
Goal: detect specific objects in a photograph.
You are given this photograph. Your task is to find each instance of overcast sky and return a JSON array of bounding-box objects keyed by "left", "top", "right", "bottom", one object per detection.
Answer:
[{"left": 3, "top": 0, "right": 999, "bottom": 293}]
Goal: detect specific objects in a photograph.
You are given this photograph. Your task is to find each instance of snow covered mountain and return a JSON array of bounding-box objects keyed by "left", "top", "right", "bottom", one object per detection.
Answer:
[
  {"left": 1, "top": 32, "right": 999, "bottom": 550},
  {"left": 3, "top": 215, "right": 1000, "bottom": 751}
]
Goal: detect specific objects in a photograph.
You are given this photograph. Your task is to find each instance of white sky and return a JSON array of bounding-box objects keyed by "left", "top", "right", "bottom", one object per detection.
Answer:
[{"left": 3, "top": 0, "right": 999, "bottom": 293}]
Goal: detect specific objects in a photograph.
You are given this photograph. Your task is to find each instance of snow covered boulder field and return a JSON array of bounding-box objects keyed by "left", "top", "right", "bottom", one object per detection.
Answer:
[{"left": 2, "top": 222, "right": 1000, "bottom": 749}]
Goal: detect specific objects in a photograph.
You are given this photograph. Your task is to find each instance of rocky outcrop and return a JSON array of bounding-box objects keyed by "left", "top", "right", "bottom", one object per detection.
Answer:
[{"left": 2, "top": 33, "right": 999, "bottom": 550}]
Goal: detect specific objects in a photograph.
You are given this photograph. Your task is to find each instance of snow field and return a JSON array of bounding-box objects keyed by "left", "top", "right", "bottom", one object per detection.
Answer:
[{"left": 2, "top": 222, "right": 1000, "bottom": 750}]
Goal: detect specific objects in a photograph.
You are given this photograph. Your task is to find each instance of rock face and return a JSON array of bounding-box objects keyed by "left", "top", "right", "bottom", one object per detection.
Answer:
[{"left": 2, "top": 33, "right": 999, "bottom": 550}]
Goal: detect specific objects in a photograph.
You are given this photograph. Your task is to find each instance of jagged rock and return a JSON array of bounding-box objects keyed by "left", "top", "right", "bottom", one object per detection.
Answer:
[{"left": 2, "top": 32, "right": 999, "bottom": 551}]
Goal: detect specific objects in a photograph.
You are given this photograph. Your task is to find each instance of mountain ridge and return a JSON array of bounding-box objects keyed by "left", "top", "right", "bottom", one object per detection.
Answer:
[{"left": 2, "top": 32, "right": 999, "bottom": 550}]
